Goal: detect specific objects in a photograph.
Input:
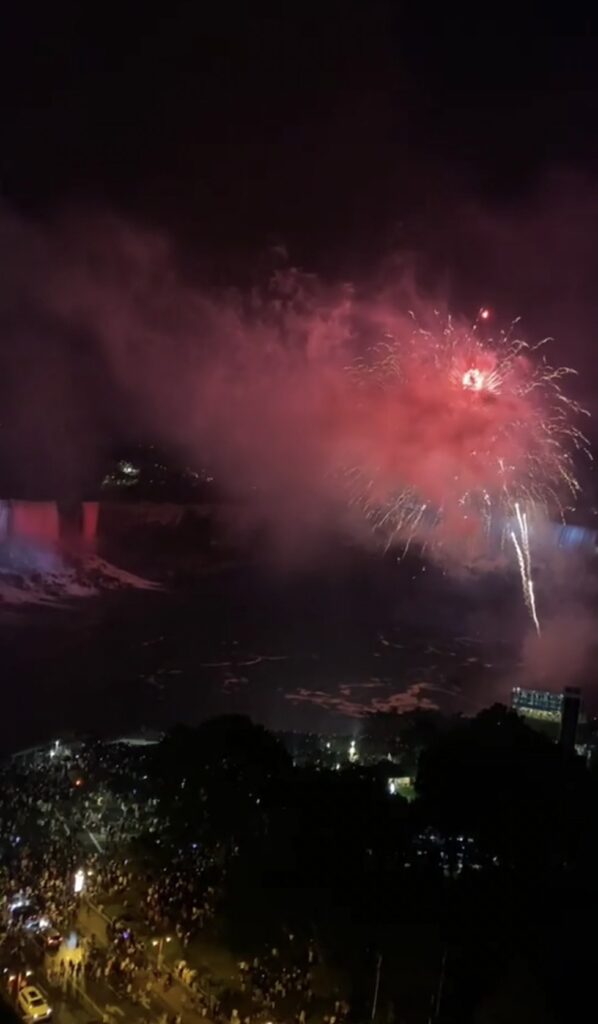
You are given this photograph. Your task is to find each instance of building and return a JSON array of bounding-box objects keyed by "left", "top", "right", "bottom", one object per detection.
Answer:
[
  {"left": 511, "top": 685, "right": 583, "bottom": 751},
  {"left": 559, "top": 687, "right": 581, "bottom": 753},
  {"left": 511, "top": 687, "right": 563, "bottom": 722}
]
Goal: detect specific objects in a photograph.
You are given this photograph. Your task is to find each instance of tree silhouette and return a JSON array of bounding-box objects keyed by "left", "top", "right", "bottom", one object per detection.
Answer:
[{"left": 416, "top": 703, "right": 588, "bottom": 872}]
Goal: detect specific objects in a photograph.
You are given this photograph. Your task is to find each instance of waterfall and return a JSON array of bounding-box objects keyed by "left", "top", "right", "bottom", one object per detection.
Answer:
[
  {"left": 11, "top": 501, "right": 60, "bottom": 544},
  {"left": 0, "top": 501, "right": 9, "bottom": 541},
  {"left": 82, "top": 502, "right": 99, "bottom": 545}
]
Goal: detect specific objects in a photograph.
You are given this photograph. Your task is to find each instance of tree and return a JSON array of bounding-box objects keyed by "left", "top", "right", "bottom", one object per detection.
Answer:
[
  {"left": 364, "top": 709, "right": 446, "bottom": 772},
  {"left": 416, "top": 703, "right": 588, "bottom": 872},
  {"left": 473, "top": 958, "right": 556, "bottom": 1024},
  {"left": 150, "top": 715, "right": 291, "bottom": 842}
]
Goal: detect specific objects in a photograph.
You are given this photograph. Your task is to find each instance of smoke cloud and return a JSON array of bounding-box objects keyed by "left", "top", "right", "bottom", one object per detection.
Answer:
[
  {"left": 12, "top": 211, "right": 575, "bottom": 570},
  {"left": 0, "top": 204, "right": 586, "bottom": 582},
  {"left": 522, "top": 610, "right": 597, "bottom": 689},
  {"left": 0, "top": 199, "right": 585, "bottom": 581}
]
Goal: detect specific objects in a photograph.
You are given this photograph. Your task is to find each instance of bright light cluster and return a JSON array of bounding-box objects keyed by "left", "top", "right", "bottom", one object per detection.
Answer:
[{"left": 462, "top": 367, "right": 486, "bottom": 391}]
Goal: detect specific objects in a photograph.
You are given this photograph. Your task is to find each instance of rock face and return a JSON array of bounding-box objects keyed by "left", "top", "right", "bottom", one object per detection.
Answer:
[
  {"left": 0, "top": 500, "right": 162, "bottom": 605},
  {"left": 0, "top": 553, "right": 160, "bottom": 606}
]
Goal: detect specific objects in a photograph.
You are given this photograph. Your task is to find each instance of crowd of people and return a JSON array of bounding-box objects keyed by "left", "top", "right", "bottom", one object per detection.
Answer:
[
  {"left": 0, "top": 754, "right": 81, "bottom": 949},
  {"left": 0, "top": 740, "right": 349, "bottom": 1024},
  {"left": 142, "top": 847, "right": 221, "bottom": 945},
  {"left": 42, "top": 925, "right": 191, "bottom": 1024},
  {"left": 234, "top": 937, "right": 350, "bottom": 1024}
]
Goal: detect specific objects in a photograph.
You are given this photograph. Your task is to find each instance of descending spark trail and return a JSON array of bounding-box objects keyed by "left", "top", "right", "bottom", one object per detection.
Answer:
[{"left": 510, "top": 503, "right": 540, "bottom": 634}]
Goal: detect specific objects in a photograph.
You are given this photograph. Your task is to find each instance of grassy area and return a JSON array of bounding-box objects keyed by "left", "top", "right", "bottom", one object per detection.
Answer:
[
  {"left": 397, "top": 779, "right": 416, "bottom": 802},
  {"left": 185, "top": 935, "right": 240, "bottom": 989}
]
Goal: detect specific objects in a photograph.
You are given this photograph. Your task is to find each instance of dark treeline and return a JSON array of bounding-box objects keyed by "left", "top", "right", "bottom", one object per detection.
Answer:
[{"left": 135, "top": 707, "right": 598, "bottom": 1024}]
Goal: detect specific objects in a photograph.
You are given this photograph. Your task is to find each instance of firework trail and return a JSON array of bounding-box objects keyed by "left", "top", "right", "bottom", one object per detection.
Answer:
[{"left": 510, "top": 503, "right": 540, "bottom": 634}]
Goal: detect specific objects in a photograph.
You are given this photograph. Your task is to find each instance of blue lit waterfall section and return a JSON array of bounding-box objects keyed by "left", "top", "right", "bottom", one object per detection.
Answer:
[
  {"left": 551, "top": 522, "right": 598, "bottom": 552},
  {"left": 510, "top": 516, "right": 598, "bottom": 555}
]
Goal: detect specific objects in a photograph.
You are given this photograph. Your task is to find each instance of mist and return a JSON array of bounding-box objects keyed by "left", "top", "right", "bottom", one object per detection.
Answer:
[
  {"left": 0, "top": 193, "right": 595, "bottom": 640},
  {"left": 3, "top": 208, "right": 574, "bottom": 574}
]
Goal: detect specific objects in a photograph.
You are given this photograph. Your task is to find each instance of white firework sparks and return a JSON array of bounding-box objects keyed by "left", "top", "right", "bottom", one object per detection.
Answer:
[
  {"left": 346, "top": 312, "right": 589, "bottom": 630},
  {"left": 510, "top": 503, "right": 541, "bottom": 634}
]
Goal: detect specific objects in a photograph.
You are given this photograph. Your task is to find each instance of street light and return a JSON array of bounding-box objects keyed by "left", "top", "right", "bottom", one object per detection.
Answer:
[{"left": 151, "top": 935, "right": 172, "bottom": 970}]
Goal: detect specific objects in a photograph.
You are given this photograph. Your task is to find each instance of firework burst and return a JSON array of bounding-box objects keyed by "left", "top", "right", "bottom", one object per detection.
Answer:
[{"left": 347, "top": 313, "right": 589, "bottom": 629}]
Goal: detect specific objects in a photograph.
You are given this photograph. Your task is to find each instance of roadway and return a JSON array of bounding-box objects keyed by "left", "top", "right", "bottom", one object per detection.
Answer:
[
  {"left": 75, "top": 901, "right": 209, "bottom": 1024},
  {"left": 4, "top": 910, "right": 203, "bottom": 1024},
  {"left": 4, "top": 822, "right": 209, "bottom": 1024},
  {"left": 19, "top": 954, "right": 191, "bottom": 1024}
]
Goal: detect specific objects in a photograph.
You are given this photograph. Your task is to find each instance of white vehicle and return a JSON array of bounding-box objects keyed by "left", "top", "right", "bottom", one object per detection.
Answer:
[{"left": 18, "top": 986, "right": 52, "bottom": 1021}]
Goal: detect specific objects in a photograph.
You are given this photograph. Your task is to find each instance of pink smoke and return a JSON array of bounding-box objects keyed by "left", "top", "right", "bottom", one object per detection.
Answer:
[
  {"left": 522, "top": 610, "right": 597, "bottom": 688},
  {"left": 36, "top": 215, "right": 581, "bottom": 566}
]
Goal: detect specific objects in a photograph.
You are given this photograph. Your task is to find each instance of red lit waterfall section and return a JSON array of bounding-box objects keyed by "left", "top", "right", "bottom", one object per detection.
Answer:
[
  {"left": 82, "top": 502, "right": 99, "bottom": 546},
  {"left": 0, "top": 501, "right": 99, "bottom": 549},
  {"left": 11, "top": 502, "right": 60, "bottom": 544}
]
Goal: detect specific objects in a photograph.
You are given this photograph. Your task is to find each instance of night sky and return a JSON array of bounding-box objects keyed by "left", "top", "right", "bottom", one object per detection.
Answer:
[
  {"left": 1, "top": 8, "right": 598, "bottom": 743},
  {"left": 2, "top": 9, "right": 598, "bottom": 266},
  {"left": 1, "top": 10, "right": 598, "bottom": 456},
  {"left": 0, "top": 10, "right": 596, "bottom": 490}
]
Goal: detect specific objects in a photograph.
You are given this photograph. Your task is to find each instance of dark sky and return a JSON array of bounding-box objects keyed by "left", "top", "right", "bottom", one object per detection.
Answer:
[
  {"left": 2, "top": 7, "right": 598, "bottom": 494},
  {"left": 2, "top": 6, "right": 598, "bottom": 265}
]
